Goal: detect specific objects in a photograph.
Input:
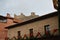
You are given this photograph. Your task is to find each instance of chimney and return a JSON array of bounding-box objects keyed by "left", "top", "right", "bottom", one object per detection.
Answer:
[
  {"left": 20, "top": 13, "right": 25, "bottom": 16},
  {"left": 14, "top": 14, "right": 17, "bottom": 18},
  {"left": 7, "top": 13, "right": 10, "bottom": 17},
  {"left": 31, "top": 12, "right": 35, "bottom": 16}
]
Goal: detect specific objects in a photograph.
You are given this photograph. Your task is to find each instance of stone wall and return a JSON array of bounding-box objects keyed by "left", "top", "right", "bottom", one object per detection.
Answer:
[{"left": 8, "top": 16, "right": 58, "bottom": 39}]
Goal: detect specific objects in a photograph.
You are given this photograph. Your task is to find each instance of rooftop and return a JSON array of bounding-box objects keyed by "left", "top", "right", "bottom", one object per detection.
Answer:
[
  {"left": 5, "top": 11, "right": 58, "bottom": 29},
  {"left": 0, "top": 15, "right": 7, "bottom": 20}
]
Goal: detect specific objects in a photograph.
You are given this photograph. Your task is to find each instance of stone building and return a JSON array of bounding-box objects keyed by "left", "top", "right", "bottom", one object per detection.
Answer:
[
  {"left": 0, "top": 13, "right": 22, "bottom": 40},
  {"left": 14, "top": 12, "right": 39, "bottom": 22},
  {"left": 0, "top": 12, "right": 39, "bottom": 40},
  {"left": 6, "top": 11, "right": 58, "bottom": 39}
]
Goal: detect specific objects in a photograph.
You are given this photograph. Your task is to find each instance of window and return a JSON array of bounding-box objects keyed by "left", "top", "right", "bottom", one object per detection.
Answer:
[
  {"left": 29, "top": 28, "right": 33, "bottom": 37},
  {"left": 0, "top": 19, "right": 7, "bottom": 23},
  {"left": 17, "top": 31, "right": 21, "bottom": 39},
  {"left": 29, "top": 29, "right": 33, "bottom": 33},
  {"left": 3, "top": 19, "right": 7, "bottom": 22},
  {"left": 44, "top": 25, "right": 50, "bottom": 35},
  {"left": 18, "top": 31, "right": 20, "bottom": 36}
]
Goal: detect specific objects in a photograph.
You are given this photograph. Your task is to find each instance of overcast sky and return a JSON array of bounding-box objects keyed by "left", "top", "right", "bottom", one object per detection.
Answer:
[{"left": 0, "top": 0, "right": 57, "bottom": 17}]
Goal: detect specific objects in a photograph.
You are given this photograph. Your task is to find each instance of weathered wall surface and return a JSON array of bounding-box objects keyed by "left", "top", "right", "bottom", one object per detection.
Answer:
[{"left": 8, "top": 16, "right": 58, "bottom": 38}]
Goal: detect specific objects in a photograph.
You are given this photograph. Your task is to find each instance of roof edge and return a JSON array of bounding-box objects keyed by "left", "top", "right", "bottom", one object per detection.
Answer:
[{"left": 5, "top": 11, "right": 58, "bottom": 29}]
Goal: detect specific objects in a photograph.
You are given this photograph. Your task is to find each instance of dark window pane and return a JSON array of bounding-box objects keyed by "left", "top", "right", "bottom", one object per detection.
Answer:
[
  {"left": 18, "top": 31, "right": 20, "bottom": 36},
  {"left": 44, "top": 25, "right": 50, "bottom": 36}
]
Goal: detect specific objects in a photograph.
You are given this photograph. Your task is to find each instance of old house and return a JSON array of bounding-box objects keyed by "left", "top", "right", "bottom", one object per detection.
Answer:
[
  {"left": 0, "top": 12, "right": 39, "bottom": 40},
  {"left": 6, "top": 11, "right": 58, "bottom": 39},
  {"left": 0, "top": 13, "right": 22, "bottom": 40},
  {"left": 0, "top": 15, "right": 8, "bottom": 40}
]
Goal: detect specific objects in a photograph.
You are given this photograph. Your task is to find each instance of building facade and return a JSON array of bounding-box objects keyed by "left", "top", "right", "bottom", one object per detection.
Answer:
[
  {"left": 0, "top": 13, "right": 22, "bottom": 40},
  {"left": 0, "top": 15, "right": 7, "bottom": 40},
  {"left": 6, "top": 11, "right": 58, "bottom": 39},
  {"left": 0, "top": 12, "right": 39, "bottom": 40}
]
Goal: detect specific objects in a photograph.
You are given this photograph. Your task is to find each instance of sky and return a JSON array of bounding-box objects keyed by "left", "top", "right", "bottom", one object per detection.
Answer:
[{"left": 0, "top": 0, "right": 57, "bottom": 17}]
